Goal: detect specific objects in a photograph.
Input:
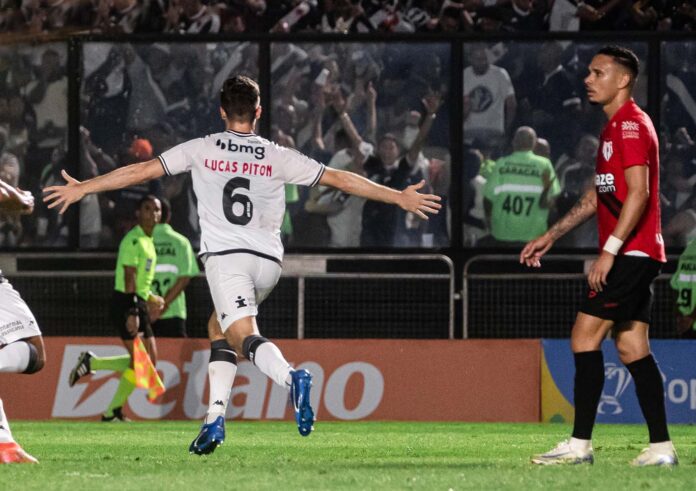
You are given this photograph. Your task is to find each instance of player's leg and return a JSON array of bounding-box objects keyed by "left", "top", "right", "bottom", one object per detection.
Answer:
[
  {"left": 99, "top": 293, "right": 151, "bottom": 422},
  {"left": 0, "top": 339, "right": 43, "bottom": 463},
  {"left": 189, "top": 313, "right": 237, "bottom": 455},
  {"left": 0, "top": 279, "right": 45, "bottom": 374},
  {"left": 0, "top": 282, "right": 42, "bottom": 463},
  {"left": 570, "top": 313, "right": 613, "bottom": 444},
  {"left": 103, "top": 306, "right": 156, "bottom": 422},
  {"left": 203, "top": 313, "right": 237, "bottom": 424},
  {"left": 226, "top": 315, "right": 314, "bottom": 437},
  {"left": 204, "top": 254, "right": 292, "bottom": 388},
  {"left": 237, "top": 257, "right": 314, "bottom": 436},
  {"left": 532, "top": 312, "right": 612, "bottom": 465},
  {"left": 69, "top": 292, "right": 134, "bottom": 386},
  {"left": 614, "top": 321, "right": 677, "bottom": 466},
  {"left": 209, "top": 254, "right": 313, "bottom": 436},
  {"left": 100, "top": 338, "right": 136, "bottom": 422},
  {"left": 0, "top": 335, "right": 45, "bottom": 374},
  {"left": 0, "top": 398, "right": 38, "bottom": 464}
]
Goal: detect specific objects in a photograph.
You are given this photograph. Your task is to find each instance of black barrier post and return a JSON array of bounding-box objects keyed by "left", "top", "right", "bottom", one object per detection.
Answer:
[{"left": 67, "top": 36, "right": 82, "bottom": 250}]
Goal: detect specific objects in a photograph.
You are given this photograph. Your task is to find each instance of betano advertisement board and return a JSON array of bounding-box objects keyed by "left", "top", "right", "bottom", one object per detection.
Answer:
[{"left": 1, "top": 338, "right": 540, "bottom": 422}]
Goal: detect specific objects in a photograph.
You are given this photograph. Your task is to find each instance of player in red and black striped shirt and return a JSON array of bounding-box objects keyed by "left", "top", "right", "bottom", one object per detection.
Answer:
[{"left": 520, "top": 46, "right": 677, "bottom": 466}]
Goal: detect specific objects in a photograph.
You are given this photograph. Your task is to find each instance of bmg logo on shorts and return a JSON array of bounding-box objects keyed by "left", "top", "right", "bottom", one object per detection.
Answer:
[{"left": 596, "top": 173, "right": 616, "bottom": 193}]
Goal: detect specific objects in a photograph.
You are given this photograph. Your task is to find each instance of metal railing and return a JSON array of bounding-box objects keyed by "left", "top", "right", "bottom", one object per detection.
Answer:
[
  {"left": 463, "top": 255, "right": 679, "bottom": 339},
  {"left": 4, "top": 253, "right": 454, "bottom": 339}
]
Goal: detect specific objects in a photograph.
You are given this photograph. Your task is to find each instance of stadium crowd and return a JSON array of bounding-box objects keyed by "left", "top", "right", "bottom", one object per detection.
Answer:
[
  {"left": 462, "top": 40, "right": 696, "bottom": 249},
  {"left": 1, "top": 0, "right": 695, "bottom": 36},
  {"left": 270, "top": 42, "right": 450, "bottom": 248},
  {"left": 0, "top": 5, "right": 695, "bottom": 250},
  {"left": 0, "top": 43, "right": 68, "bottom": 247}
]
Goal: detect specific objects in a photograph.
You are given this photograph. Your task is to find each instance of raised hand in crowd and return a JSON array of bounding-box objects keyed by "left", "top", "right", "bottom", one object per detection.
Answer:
[
  {"left": 329, "top": 88, "right": 348, "bottom": 115},
  {"left": 422, "top": 92, "right": 443, "bottom": 117},
  {"left": 366, "top": 81, "right": 377, "bottom": 107}
]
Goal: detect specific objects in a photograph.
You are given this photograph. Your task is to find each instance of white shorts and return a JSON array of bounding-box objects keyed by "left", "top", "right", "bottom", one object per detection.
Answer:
[
  {"left": 0, "top": 280, "right": 42, "bottom": 346},
  {"left": 204, "top": 253, "right": 282, "bottom": 331}
]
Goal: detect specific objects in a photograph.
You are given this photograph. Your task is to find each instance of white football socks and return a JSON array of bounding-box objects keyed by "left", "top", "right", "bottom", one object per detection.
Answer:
[
  {"left": 254, "top": 342, "right": 292, "bottom": 388},
  {"left": 205, "top": 361, "right": 238, "bottom": 424},
  {"left": 649, "top": 441, "right": 675, "bottom": 454},
  {"left": 0, "top": 399, "right": 14, "bottom": 443},
  {"left": 569, "top": 437, "right": 592, "bottom": 453},
  {"left": 0, "top": 341, "right": 30, "bottom": 373}
]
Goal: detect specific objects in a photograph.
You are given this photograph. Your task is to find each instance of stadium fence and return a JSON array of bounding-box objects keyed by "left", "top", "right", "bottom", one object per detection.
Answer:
[
  {"left": 3, "top": 254, "right": 454, "bottom": 339},
  {"left": 464, "top": 255, "right": 679, "bottom": 339}
]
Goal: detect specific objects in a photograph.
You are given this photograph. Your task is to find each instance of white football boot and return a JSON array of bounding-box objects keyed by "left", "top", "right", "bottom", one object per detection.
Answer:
[
  {"left": 531, "top": 439, "right": 594, "bottom": 465},
  {"left": 631, "top": 444, "right": 678, "bottom": 467}
]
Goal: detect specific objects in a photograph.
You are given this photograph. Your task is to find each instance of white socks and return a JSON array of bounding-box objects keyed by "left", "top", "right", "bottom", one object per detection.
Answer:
[
  {"left": 0, "top": 341, "right": 30, "bottom": 373},
  {"left": 0, "top": 399, "right": 13, "bottom": 443},
  {"left": 205, "top": 361, "right": 238, "bottom": 424},
  {"left": 569, "top": 437, "right": 592, "bottom": 453},
  {"left": 568, "top": 438, "right": 675, "bottom": 456},
  {"left": 649, "top": 441, "right": 675, "bottom": 454},
  {"left": 254, "top": 342, "right": 292, "bottom": 388}
]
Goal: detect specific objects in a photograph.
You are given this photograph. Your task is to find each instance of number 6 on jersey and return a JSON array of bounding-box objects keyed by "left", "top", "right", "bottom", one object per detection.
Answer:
[{"left": 223, "top": 177, "right": 253, "bottom": 225}]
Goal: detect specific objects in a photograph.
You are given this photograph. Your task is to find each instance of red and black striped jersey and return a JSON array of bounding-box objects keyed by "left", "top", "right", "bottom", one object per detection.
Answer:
[{"left": 596, "top": 99, "right": 665, "bottom": 262}]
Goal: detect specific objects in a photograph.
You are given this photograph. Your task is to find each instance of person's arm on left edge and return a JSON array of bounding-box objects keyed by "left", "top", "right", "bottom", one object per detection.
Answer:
[
  {"left": 319, "top": 167, "right": 441, "bottom": 220},
  {"left": 0, "top": 178, "right": 34, "bottom": 214},
  {"left": 588, "top": 165, "right": 649, "bottom": 292},
  {"left": 43, "top": 159, "right": 165, "bottom": 214}
]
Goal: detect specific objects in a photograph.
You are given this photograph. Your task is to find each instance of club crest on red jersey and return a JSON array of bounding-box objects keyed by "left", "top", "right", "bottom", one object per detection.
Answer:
[{"left": 602, "top": 140, "right": 613, "bottom": 161}]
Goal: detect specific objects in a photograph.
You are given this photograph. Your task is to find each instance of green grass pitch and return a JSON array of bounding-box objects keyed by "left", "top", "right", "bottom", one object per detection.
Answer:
[{"left": 4, "top": 421, "right": 695, "bottom": 490}]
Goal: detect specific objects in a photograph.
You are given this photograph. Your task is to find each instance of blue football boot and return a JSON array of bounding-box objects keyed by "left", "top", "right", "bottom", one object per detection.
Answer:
[
  {"left": 189, "top": 416, "right": 225, "bottom": 455},
  {"left": 290, "top": 369, "right": 315, "bottom": 436}
]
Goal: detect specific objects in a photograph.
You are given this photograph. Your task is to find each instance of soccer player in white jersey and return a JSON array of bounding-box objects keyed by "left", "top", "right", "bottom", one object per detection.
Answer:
[
  {"left": 43, "top": 75, "right": 442, "bottom": 454},
  {"left": 0, "top": 177, "right": 44, "bottom": 463}
]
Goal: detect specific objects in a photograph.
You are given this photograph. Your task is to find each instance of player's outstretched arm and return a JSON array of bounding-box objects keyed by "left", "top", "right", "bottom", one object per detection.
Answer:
[
  {"left": 0, "top": 178, "right": 34, "bottom": 214},
  {"left": 520, "top": 188, "right": 597, "bottom": 267},
  {"left": 43, "top": 159, "right": 165, "bottom": 214},
  {"left": 319, "top": 168, "right": 441, "bottom": 220}
]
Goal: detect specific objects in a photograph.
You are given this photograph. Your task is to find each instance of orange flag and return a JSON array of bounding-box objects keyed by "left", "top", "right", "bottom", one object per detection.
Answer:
[{"left": 133, "top": 336, "right": 165, "bottom": 401}]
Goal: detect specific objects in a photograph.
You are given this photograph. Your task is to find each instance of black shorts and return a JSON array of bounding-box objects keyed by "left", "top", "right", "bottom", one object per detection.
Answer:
[
  {"left": 579, "top": 255, "right": 662, "bottom": 324},
  {"left": 151, "top": 317, "right": 187, "bottom": 338},
  {"left": 110, "top": 291, "right": 153, "bottom": 340}
]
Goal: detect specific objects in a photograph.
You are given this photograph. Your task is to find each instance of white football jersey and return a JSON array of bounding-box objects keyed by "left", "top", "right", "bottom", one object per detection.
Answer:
[{"left": 159, "top": 129, "right": 325, "bottom": 262}]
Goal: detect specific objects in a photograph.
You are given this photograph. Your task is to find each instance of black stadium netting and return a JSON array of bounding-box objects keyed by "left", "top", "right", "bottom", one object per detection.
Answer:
[
  {"left": 7, "top": 274, "right": 452, "bottom": 339},
  {"left": 466, "top": 277, "right": 677, "bottom": 339}
]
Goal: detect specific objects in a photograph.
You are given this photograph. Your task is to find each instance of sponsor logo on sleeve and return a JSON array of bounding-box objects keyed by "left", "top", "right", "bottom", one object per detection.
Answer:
[{"left": 621, "top": 120, "right": 640, "bottom": 139}]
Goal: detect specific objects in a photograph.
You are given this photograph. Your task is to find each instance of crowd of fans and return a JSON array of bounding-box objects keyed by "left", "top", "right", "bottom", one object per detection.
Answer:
[
  {"left": 462, "top": 40, "right": 696, "bottom": 248},
  {"left": 0, "top": 43, "right": 68, "bottom": 247},
  {"left": 1, "top": 0, "right": 695, "bottom": 37},
  {"left": 76, "top": 41, "right": 451, "bottom": 249},
  {"left": 0, "top": 41, "right": 259, "bottom": 247},
  {"left": 270, "top": 42, "right": 450, "bottom": 248},
  {"left": 78, "top": 41, "right": 259, "bottom": 248},
  {"left": 1, "top": 38, "right": 695, "bottom": 249}
]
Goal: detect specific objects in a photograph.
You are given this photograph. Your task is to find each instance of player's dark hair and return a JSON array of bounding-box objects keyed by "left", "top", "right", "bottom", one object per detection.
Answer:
[
  {"left": 220, "top": 75, "right": 260, "bottom": 124},
  {"left": 597, "top": 45, "right": 640, "bottom": 81}
]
